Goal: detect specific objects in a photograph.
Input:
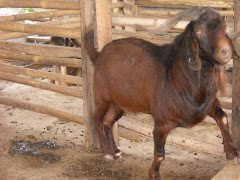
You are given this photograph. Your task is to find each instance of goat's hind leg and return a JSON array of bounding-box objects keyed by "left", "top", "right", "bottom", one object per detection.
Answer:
[
  {"left": 209, "top": 98, "right": 240, "bottom": 163},
  {"left": 94, "top": 102, "right": 113, "bottom": 157},
  {"left": 103, "top": 103, "right": 123, "bottom": 159}
]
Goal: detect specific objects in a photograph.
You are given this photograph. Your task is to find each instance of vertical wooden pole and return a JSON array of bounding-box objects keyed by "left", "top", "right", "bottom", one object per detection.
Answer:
[
  {"left": 80, "top": 0, "right": 100, "bottom": 148},
  {"left": 124, "top": 0, "right": 136, "bottom": 32},
  {"left": 95, "top": 0, "right": 119, "bottom": 146},
  {"left": 96, "top": 0, "right": 112, "bottom": 49},
  {"left": 232, "top": 0, "right": 240, "bottom": 150}
]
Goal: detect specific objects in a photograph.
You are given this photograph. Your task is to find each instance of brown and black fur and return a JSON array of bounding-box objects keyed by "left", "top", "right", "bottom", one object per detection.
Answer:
[{"left": 85, "top": 11, "right": 239, "bottom": 180}]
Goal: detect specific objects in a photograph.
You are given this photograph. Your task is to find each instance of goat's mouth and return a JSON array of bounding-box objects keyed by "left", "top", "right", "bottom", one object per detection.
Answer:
[{"left": 215, "top": 47, "right": 232, "bottom": 64}]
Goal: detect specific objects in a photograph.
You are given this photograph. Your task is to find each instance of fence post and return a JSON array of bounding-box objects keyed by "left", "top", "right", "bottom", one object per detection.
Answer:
[
  {"left": 80, "top": 0, "right": 100, "bottom": 148},
  {"left": 232, "top": 0, "right": 240, "bottom": 150},
  {"left": 95, "top": 0, "right": 119, "bottom": 146}
]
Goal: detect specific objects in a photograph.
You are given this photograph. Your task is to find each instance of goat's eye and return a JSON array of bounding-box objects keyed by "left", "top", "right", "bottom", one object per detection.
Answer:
[{"left": 188, "top": 57, "right": 193, "bottom": 63}]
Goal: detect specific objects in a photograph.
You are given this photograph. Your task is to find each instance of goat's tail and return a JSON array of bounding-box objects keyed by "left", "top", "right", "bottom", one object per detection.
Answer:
[{"left": 85, "top": 29, "right": 100, "bottom": 65}]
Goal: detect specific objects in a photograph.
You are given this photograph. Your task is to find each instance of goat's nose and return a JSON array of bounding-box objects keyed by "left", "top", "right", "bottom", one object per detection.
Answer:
[{"left": 220, "top": 46, "right": 231, "bottom": 57}]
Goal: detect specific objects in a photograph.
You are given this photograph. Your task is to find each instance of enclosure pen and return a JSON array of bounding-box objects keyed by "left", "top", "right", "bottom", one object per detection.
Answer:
[{"left": 0, "top": 0, "right": 239, "bottom": 179}]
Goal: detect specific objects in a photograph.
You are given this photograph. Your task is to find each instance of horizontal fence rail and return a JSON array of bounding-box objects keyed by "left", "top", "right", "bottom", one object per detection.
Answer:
[
  {"left": 0, "top": 64, "right": 83, "bottom": 85},
  {"left": 0, "top": 50, "right": 82, "bottom": 68},
  {"left": 0, "top": 72, "right": 83, "bottom": 98},
  {"left": 136, "top": 0, "right": 234, "bottom": 8},
  {"left": 0, "top": 21, "right": 81, "bottom": 39},
  {"left": 0, "top": 96, "right": 84, "bottom": 124},
  {"left": 0, "top": 41, "right": 81, "bottom": 58},
  {"left": 0, "top": 1, "right": 124, "bottom": 10},
  {"left": 0, "top": 10, "right": 80, "bottom": 21}
]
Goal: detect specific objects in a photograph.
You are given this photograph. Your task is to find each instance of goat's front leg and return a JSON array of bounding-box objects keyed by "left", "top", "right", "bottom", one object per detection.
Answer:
[
  {"left": 148, "top": 123, "right": 168, "bottom": 180},
  {"left": 209, "top": 98, "right": 240, "bottom": 162}
]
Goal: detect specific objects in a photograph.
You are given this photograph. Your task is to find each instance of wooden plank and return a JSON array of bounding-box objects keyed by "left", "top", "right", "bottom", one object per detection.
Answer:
[
  {"left": 0, "top": 40, "right": 81, "bottom": 58},
  {"left": 0, "top": 71, "right": 83, "bottom": 98},
  {"left": 0, "top": 63, "right": 83, "bottom": 85},
  {"left": 0, "top": 50, "right": 82, "bottom": 68},
  {"left": 80, "top": 0, "right": 99, "bottom": 148},
  {"left": 136, "top": 0, "right": 234, "bottom": 8},
  {"left": 0, "top": 96, "right": 84, "bottom": 124},
  {"left": 232, "top": 0, "right": 240, "bottom": 150}
]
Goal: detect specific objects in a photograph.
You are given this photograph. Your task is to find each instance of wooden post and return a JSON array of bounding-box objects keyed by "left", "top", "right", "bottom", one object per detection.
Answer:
[
  {"left": 80, "top": 0, "right": 99, "bottom": 148},
  {"left": 232, "top": 0, "right": 240, "bottom": 150},
  {"left": 124, "top": 0, "right": 136, "bottom": 32},
  {"left": 95, "top": 0, "right": 119, "bottom": 146}
]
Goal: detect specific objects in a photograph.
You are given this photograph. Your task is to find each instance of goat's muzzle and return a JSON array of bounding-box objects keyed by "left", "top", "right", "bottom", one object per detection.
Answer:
[{"left": 215, "top": 45, "right": 232, "bottom": 64}]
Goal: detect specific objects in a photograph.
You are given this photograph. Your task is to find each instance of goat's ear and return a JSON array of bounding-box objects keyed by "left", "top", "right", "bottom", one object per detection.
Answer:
[
  {"left": 186, "top": 36, "right": 202, "bottom": 71},
  {"left": 193, "top": 19, "right": 206, "bottom": 40}
]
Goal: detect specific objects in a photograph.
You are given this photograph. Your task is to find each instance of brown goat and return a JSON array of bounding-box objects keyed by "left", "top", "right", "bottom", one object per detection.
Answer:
[{"left": 85, "top": 12, "right": 240, "bottom": 179}]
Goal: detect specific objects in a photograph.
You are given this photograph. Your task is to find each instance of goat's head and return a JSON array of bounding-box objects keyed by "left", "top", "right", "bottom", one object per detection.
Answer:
[{"left": 193, "top": 12, "right": 233, "bottom": 65}]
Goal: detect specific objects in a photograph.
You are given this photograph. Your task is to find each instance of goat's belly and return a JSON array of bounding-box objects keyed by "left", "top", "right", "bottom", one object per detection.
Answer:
[{"left": 110, "top": 88, "right": 151, "bottom": 114}]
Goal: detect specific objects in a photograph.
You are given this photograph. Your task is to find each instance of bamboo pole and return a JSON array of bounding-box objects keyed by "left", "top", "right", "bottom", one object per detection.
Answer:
[
  {"left": 0, "top": 10, "right": 80, "bottom": 22},
  {"left": 0, "top": 21, "right": 81, "bottom": 39},
  {"left": 0, "top": 64, "right": 83, "bottom": 85},
  {"left": 80, "top": 0, "right": 99, "bottom": 148},
  {"left": 0, "top": 1, "right": 122, "bottom": 10},
  {"left": 0, "top": 0, "right": 80, "bottom": 10},
  {"left": 0, "top": 17, "right": 80, "bottom": 40},
  {"left": 0, "top": 50, "right": 82, "bottom": 68},
  {"left": 138, "top": 9, "right": 234, "bottom": 18},
  {"left": 0, "top": 71, "right": 82, "bottom": 98},
  {"left": 0, "top": 96, "right": 84, "bottom": 124},
  {"left": 136, "top": 0, "right": 234, "bottom": 8},
  {"left": 0, "top": 40, "right": 81, "bottom": 58}
]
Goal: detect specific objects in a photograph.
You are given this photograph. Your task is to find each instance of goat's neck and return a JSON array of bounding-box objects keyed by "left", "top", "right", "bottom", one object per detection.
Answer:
[{"left": 170, "top": 55, "right": 217, "bottom": 105}]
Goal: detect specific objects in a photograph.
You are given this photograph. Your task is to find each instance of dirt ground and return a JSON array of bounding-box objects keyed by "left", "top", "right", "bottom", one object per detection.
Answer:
[{"left": 0, "top": 80, "right": 229, "bottom": 180}]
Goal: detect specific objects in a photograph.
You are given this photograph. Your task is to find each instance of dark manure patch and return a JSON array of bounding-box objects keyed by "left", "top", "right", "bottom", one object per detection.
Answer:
[
  {"left": 9, "top": 140, "right": 61, "bottom": 163},
  {"left": 66, "top": 155, "right": 133, "bottom": 180}
]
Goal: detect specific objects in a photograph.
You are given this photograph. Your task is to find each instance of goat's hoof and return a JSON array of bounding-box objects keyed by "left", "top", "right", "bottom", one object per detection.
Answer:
[
  {"left": 104, "top": 154, "right": 114, "bottom": 160},
  {"left": 228, "top": 157, "right": 239, "bottom": 166},
  {"left": 114, "top": 152, "right": 122, "bottom": 159}
]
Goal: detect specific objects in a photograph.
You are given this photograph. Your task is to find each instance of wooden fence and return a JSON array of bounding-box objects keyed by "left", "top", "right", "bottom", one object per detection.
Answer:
[{"left": 0, "top": 0, "right": 239, "bottom": 159}]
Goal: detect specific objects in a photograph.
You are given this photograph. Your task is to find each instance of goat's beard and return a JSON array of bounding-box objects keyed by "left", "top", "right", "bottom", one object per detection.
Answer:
[{"left": 213, "top": 64, "right": 226, "bottom": 96}]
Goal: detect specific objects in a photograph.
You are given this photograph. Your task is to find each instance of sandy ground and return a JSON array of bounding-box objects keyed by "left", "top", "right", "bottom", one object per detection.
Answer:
[{"left": 0, "top": 80, "right": 229, "bottom": 180}]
